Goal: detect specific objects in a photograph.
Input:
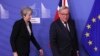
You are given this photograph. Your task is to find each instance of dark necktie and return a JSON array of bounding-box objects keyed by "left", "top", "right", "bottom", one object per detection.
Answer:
[{"left": 64, "top": 22, "right": 69, "bottom": 30}]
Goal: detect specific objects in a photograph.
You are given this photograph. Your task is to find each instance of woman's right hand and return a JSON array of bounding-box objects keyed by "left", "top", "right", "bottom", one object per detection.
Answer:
[{"left": 13, "top": 52, "right": 18, "bottom": 56}]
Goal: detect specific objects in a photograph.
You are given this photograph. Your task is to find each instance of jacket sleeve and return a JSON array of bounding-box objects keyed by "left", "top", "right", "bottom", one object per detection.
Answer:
[
  {"left": 49, "top": 23, "right": 60, "bottom": 56},
  {"left": 30, "top": 34, "right": 41, "bottom": 50},
  {"left": 10, "top": 21, "right": 20, "bottom": 52},
  {"left": 72, "top": 20, "right": 79, "bottom": 51},
  {"left": 30, "top": 23, "right": 41, "bottom": 50}
]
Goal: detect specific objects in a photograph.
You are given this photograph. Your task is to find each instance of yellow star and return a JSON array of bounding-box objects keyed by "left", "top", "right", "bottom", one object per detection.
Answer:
[
  {"left": 92, "top": 18, "right": 96, "bottom": 23},
  {"left": 94, "top": 46, "right": 98, "bottom": 51},
  {"left": 88, "top": 40, "right": 92, "bottom": 45},
  {"left": 86, "top": 24, "right": 91, "bottom": 29},
  {"left": 85, "top": 32, "right": 90, "bottom": 38},
  {"left": 98, "top": 15, "right": 100, "bottom": 20}
]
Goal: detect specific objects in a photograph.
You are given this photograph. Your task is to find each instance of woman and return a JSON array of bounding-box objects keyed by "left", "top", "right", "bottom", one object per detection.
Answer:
[{"left": 10, "top": 7, "right": 43, "bottom": 56}]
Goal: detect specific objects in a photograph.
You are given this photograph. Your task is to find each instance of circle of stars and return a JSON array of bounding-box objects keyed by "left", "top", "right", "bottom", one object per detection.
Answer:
[{"left": 84, "top": 15, "right": 100, "bottom": 52}]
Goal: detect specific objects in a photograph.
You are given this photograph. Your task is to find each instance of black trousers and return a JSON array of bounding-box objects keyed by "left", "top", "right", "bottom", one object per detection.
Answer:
[
  {"left": 18, "top": 52, "right": 29, "bottom": 56},
  {"left": 59, "top": 50, "right": 77, "bottom": 56}
]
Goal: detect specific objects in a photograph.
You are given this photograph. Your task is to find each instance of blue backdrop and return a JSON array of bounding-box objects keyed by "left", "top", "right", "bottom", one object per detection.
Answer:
[
  {"left": 0, "top": 0, "right": 59, "bottom": 56},
  {"left": 0, "top": 0, "right": 95, "bottom": 56}
]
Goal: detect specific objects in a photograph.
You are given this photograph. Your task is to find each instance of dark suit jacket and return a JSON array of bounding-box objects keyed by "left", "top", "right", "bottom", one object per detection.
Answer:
[
  {"left": 10, "top": 19, "right": 41, "bottom": 54},
  {"left": 50, "top": 19, "right": 79, "bottom": 56}
]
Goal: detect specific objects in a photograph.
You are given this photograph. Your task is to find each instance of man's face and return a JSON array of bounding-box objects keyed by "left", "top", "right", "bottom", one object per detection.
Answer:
[
  {"left": 24, "top": 11, "right": 32, "bottom": 21},
  {"left": 59, "top": 8, "right": 69, "bottom": 22}
]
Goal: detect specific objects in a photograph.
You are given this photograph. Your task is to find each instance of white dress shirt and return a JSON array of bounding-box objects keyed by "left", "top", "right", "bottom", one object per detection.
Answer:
[
  {"left": 26, "top": 23, "right": 31, "bottom": 36},
  {"left": 61, "top": 21, "right": 70, "bottom": 32}
]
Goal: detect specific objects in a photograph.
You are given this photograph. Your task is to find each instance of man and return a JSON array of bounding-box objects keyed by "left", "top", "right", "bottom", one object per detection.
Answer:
[
  {"left": 10, "top": 7, "right": 43, "bottom": 56},
  {"left": 50, "top": 7, "right": 79, "bottom": 56}
]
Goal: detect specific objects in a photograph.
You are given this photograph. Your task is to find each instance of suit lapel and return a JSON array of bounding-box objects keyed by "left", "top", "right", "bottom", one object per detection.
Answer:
[
  {"left": 57, "top": 19, "right": 69, "bottom": 33},
  {"left": 67, "top": 19, "right": 75, "bottom": 38},
  {"left": 21, "top": 19, "right": 31, "bottom": 37}
]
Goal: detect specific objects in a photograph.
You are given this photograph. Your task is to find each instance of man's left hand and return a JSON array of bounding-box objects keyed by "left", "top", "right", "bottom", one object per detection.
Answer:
[
  {"left": 77, "top": 51, "right": 79, "bottom": 56},
  {"left": 39, "top": 49, "right": 44, "bottom": 56}
]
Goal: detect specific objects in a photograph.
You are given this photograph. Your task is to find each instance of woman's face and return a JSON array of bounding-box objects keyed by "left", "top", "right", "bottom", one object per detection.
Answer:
[{"left": 24, "top": 11, "right": 32, "bottom": 21}]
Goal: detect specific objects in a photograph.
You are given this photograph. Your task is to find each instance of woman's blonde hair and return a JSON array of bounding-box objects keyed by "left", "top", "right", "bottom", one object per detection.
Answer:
[{"left": 21, "top": 7, "right": 33, "bottom": 17}]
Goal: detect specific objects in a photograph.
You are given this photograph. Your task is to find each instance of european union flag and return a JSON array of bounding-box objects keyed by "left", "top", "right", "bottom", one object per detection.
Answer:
[{"left": 82, "top": 0, "right": 100, "bottom": 56}]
